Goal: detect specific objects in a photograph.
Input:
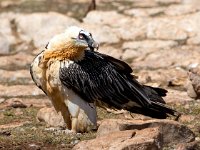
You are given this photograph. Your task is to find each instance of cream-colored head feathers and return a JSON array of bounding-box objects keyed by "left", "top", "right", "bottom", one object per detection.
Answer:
[
  {"left": 47, "top": 26, "right": 85, "bottom": 51},
  {"left": 43, "top": 26, "right": 88, "bottom": 62}
]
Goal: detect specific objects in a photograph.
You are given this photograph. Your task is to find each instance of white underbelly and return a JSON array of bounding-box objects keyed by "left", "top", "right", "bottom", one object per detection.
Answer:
[{"left": 63, "top": 87, "right": 97, "bottom": 132}]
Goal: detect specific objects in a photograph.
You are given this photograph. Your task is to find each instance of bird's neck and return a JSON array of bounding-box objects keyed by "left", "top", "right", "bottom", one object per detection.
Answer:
[
  {"left": 41, "top": 47, "right": 85, "bottom": 67},
  {"left": 44, "top": 48, "right": 84, "bottom": 61}
]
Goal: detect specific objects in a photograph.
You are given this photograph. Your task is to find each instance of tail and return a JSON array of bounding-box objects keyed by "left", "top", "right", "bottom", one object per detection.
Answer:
[
  {"left": 127, "top": 86, "right": 181, "bottom": 120},
  {"left": 128, "top": 102, "right": 180, "bottom": 119},
  {"left": 143, "top": 86, "right": 167, "bottom": 103}
]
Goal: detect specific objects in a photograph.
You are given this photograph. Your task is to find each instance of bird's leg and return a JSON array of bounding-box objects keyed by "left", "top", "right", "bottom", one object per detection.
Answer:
[
  {"left": 65, "top": 99, "right": 80, "bottom": 133},
  {"left": 71, "top": 117, "right": 78, "bottom": 132}
]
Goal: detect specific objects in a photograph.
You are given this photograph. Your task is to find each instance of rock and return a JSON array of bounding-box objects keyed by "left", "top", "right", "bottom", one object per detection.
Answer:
[
  {"left": 123, "top": 40, "right": 178, "bottom": 50},
  {"left": 0, "top": 98, "right": 5, "bottom": 103},
  {"left": 83, "top": 11, "right": 129, "bottom": 27},
  {"left": 187, "top": 35, "right": 200, "bottom": 45},
  {"left": 179, "top": 115, "right": 195, "bottom": 123},
  {"left": 0, "top": 0, "right": 21, "bottom": 8},
  {"left": 132, "top": 46, "right": 200, "bottom": 70},
  {"left": 178, "top": 12, "right": 200, "bottom": 40},
  {"left": 116, "top": 25, "right": 146, "bottom": 41},
  {"left": 136, "top": 68, "right": 187, "bottom": 87},
  {"left": 176, "top": 141, "right": 200, "bottom": 150},
  {"left": 0, "top": 121, "right": 28, "bottom": 129},
  {"left": 82, "top": 24, "right": 120, "bottom": 44},
  {"left": 155, "top": 0, "right": 181, "bottom": 5},
  {"left": 6, "top": 98, "right": 50, "bottom": 108},
  {"left": 14, "top": 108, "right": 23, "bottom": 115},
  {"left": 16, "top": 12, "right": 79, "bottom": 48},
  {"left": 0, "top": 113, "right": 4, "bottom": 120},
  {"left": 164, "top": 89, "right": 193, "bottom": 104},
  {"left": 97, "top": 119, "right": 195, "bottom": 145},
  {"left": 9, "top": 100, "right": 27, "bottom": 108},
  {"left": 98, "top": 46, "right": 123, "bottom": 59},
  {"left": 165, "top": 5, "right": 200, "bottom": 16},
  {"left": 0, "top": 52, "right": 34, "bottom": 70},
  {"left": 37, "top": 107, "right": 65, "bottom": 127},
  {"left": 187, "top": 67, "right": 200, "bottom": 98},
  {"left": 28, "top": 143, "right": 41, "bottom": 150},
  {"left": 124, "top": 7, "right": 165, "bottom": 17},
  {"left": 121, "top": 49, "right": 140, "bottom": 61},
  {"left": 0, "top": 85, "right": 44, "bottom": 98},
  {"left": 0, "top": 69, "right": 30, "bottom": 79},
  {"left": 147, "top": 18, "right": 188, "bottom": 41},
  {"left": 73, "top": 127, "right": 162, "bottom": 150},
  {"left": 0, "top": 98, "right": 50, "bottom": 109},
  {"left": 83, "top": 11, "right": 148, "bottom": 42},
  {"left": 186, "top": 79, "right": 197, "bottom": 99},
  {"left": 0, "top": 34, "right": 10, "bottom": 55},
  {"left": 0, "top": 69, "right": 31, "bottom": 84},
  {"left": 131, "top": 0, "right": 158, "bottom": 8},
  {"left": 0, "top": 13, "right": 16, "bottom": 54}
]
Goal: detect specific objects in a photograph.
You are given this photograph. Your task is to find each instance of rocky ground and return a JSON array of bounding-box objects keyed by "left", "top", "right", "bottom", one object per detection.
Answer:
[{"left": 0, "top": 0, "right": 200, "bottom": 149}]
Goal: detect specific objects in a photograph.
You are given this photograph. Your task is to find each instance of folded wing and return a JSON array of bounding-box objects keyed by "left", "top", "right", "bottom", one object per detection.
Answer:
[{"left": 59, "top": 50, "right": 179, "bottom": 119}]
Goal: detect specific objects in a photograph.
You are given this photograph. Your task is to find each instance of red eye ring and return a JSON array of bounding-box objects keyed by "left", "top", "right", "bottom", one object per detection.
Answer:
[{"left": 79, "top": 34, "right": 84, "bottom": 40}]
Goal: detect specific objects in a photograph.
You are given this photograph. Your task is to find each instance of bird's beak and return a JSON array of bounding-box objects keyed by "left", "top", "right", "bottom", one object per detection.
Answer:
[
  {"left": 87, "top": 37, "right": 99, "bottom": 51},
  {"left": 91, "top": 41, "right": 99, "bottom": 51}
]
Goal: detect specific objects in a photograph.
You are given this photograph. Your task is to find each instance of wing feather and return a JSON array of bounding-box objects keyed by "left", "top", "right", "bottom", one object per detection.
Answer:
[{"left": 59, "top": 51, "right": 151, "bottom": 109}]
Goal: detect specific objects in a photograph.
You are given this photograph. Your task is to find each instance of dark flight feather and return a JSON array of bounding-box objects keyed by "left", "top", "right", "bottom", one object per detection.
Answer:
[{"left": 59, "top": 50, "right": 179, "bottom": 119}]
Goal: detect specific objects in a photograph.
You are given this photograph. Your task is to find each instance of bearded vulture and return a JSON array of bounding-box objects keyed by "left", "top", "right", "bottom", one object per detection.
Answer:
[{"left": 30, "top": 26, "right": 180, "bottom": 133}]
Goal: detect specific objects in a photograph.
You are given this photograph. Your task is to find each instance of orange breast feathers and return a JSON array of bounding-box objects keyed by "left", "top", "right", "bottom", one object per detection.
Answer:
[{"left": 43, "top": 40, "right": 86, "bottom": 64}]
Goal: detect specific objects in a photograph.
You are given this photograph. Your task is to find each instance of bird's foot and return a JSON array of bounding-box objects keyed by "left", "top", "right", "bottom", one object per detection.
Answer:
[
  {"left": 44, "top": 127, "right": 63, "bottom": 132},
  {"left": 44, "top": 127, "right": 80, "bottom": 135},
  {"left": 106, "top": 108, "right": 127, "bottom": 114}
]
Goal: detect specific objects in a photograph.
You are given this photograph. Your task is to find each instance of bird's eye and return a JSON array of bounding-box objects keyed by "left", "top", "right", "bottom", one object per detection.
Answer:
[
  {"left": 78, "top": 34, "right": 84, "bottom": 40},
  {"left": 89, "top": 33, "right": 92, "bottom": 37}
]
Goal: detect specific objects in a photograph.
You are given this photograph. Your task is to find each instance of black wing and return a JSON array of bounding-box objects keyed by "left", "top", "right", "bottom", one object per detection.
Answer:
[{"left": 60, "top": 51, "right": 178, "bottom": 118}]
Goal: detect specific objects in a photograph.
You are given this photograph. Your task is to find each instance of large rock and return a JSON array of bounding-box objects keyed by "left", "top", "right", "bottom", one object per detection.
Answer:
[
  {"left": 98, "top": 46, "right": 123, "bottom": 59},
  {"left": 73, "top": 127, "right": 162, "bottom": 150},
  {"left": 131, "top": 0, "right": 158, "bottom": 8},
  {"left": 163, "top": 89, "right": 193, "bottom": 104},
  {"left": 124, "top": 7, "right": 165, "bottom": 17},
  {"left": 116, "top": 24, "right": 146, "bottom": 41},
  {"left": 136, "top": 68, "right": 187, "bottom": 87},
  {"left": 121, "top": 40, "right": 177, "bottom": 62},
  {"left": 83, "top": 11, "right": 147, "bottom": 42},
  {"left": 165, "top": 4, "right": 200, "bottom": 16},
  {"left": 4, "top": 98, "right": 50, "bottom": 108},
  {"left": 155, "top": 0, "right": 181, "bottom": 5},
  {"left": 132, "top": 46, "right": 200, "bottom": 70},
  {"left": 147, "top": 18, "right": 188, "bottom": 41},
  {"left": 37, "top": 107, "right": 65, "bottom": 127},
  {"left": 122, "top": 40, "right": 177, "bottom": 50},
  {"left": 0, "top": 52, "right": 34, "bottom": 70},
  {"left": 0, "top": 85, "right": 44, "bottom": 98},
  {"left": 82, "top": 24, "right": 120, "bottom": 44},
  {"left": 0, "top": 13, "right": 16, "bottom": 54},
  {"left": 16, "top": 12, "right": 79, "bottom": 48},
  {"left": 0, "top": 69, "right": 31, "bottom": 84},
  {"left": 83, "top": 11, "right": 129, "bottom": 27},
  {"left": 74, "top": 119, "right": 195, "bottom": 150},
  {"left": 97, "top": 119, "right": 195, "bottom": 145},
  {"left": 179, "top": 12, "right": 200, "bottom": 40},
  {"left": 0, "top": 34, "right": 11, "bottom": 55}
]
